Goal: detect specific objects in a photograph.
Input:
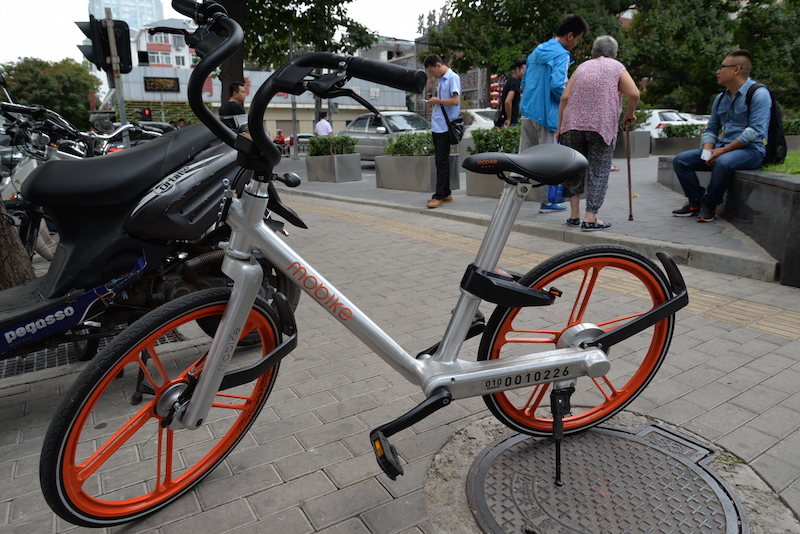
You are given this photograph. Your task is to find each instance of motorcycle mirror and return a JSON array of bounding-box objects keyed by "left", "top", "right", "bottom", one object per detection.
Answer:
[{"left": 277, "top": 172, "right": 301, "bottom": 188}]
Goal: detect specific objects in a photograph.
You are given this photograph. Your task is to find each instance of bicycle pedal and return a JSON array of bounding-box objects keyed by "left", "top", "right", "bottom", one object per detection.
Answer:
[{"left": 370, "top": 430, "right": 404, "bottom": 480}]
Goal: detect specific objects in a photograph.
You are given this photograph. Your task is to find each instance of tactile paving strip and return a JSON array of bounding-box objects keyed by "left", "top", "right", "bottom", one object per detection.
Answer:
[{"left": 466, "top": 423, "right": 748, "bottom": 534}]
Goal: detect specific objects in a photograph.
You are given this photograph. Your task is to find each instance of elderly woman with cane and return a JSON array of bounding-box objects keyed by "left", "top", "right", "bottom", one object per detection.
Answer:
[{"left": 557, "top": 35, "right": 639, "bottom": 231}]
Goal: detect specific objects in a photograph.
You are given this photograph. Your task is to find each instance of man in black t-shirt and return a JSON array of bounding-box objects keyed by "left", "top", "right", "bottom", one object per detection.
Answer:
[
  {"left": 495, "top": 60, "right": 526, "bottom": 128},
  {"left": 220, "top": 81, "right": 247, "bottom": 131}
]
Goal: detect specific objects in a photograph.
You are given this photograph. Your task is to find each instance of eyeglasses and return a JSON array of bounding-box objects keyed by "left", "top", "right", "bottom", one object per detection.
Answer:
[{"left": 718, "top": 64, "right": 738, "bottom": 70}]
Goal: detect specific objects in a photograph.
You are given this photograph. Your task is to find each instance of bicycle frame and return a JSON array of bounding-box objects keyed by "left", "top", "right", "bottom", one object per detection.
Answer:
[{"left": 177, "top": 177, "right": 611, "bottom": 431}]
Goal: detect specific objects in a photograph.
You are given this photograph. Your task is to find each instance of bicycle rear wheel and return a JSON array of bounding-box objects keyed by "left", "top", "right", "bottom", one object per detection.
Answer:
[
  {"left": 478, "top": 245, "right": 674, "bottom": 437},
  {"left": 40, "top": 288, "right": 281, "bottom": 527}
]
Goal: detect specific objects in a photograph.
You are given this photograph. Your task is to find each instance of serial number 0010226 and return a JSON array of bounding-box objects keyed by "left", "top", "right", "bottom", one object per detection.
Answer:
[{"left": 485, "top": 366, "right": 570, "bottom": 391}]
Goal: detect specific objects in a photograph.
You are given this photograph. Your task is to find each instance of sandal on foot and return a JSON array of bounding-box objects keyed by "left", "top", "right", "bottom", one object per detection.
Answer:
[
  {"left": 581, "top": 221, "right": 612, "bottom": 231},
  {"left": 566, "top": 218, "right": 580, "bottom": 227}
]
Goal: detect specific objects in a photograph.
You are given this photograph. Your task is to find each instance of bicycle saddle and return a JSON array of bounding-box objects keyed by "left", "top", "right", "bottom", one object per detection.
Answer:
[
  {"left": 462, "top": 144, "right": 588, "bottom": 185},
  {"left": 22, "top": 124, "right": 218, "bottom": 207}
]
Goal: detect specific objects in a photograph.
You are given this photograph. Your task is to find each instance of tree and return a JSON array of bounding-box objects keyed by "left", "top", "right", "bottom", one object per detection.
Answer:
[
  {"left": 422, "top": 0, "right": 627, "bottom": 107},
  {"left": 0, "top": 58, "right": 101, "bottom": 130},
  {"left": 0, "top": 204, "right": 35, "bottom": 290},
  {"left": 214, "top": 0, "right": 377, "bottom": 118},
  {"left": 621, "top": 0, "right": 738, "bottom": 114},
  {"left": 733, "top": 0, "right": 800, "bottom": 113}
]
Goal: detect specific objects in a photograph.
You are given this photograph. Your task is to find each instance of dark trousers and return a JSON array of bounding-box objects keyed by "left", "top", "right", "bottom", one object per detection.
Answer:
[{"left": 432, "top": 132, "right": 451, "bottom": 199}]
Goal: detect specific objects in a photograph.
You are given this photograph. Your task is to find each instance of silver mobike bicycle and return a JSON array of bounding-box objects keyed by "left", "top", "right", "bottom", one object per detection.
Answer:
[{"left": 40, "top": 0, "right": 689, "bottom": 527}]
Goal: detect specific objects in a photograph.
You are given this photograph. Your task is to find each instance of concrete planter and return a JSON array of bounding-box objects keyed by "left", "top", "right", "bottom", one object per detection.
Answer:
[
  {"left": 305, "top": 153, "right": 362, "bottom": 182},
  {"left": 786, "top": 135, "right": 800, "bottom": 151},
  {"left": 613, "top": 130, "right": 651, "bottom": 158},
  {"left": 374, "top": 155, "right": 460, "bottom": 192},
  {"left": 650, "top": 137, "right": 702, "bottom": 155},
  {"left": 465, "top": 170, "right": 535, "bottom": 201}
]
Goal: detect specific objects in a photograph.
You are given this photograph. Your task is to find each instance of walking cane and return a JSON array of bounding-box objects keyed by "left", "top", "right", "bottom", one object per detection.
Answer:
[{"left": 626, "top": 124, "right": 633, "bottom": 221}]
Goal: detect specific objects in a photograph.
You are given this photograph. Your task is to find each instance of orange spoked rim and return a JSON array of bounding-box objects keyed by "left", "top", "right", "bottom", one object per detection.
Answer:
[
  {"left": 487, "top": 255, "right": 670, "bottom": 433},
  {"left": 60, "top": 304, "right": 276, "bottom": 519}
]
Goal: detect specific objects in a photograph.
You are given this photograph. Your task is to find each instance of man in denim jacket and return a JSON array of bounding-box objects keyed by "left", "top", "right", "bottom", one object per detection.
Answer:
[{"left": 672, "top": 50, "right": 771, "bottom": 222}]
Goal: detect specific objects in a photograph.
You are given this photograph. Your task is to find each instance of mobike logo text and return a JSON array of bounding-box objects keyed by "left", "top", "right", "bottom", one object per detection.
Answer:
[
  {"left": 287, "top": 262, "right": 352, "bottom": 321},
  {"left": 4, "top": 306, "right": 75, "bottom": 344}
]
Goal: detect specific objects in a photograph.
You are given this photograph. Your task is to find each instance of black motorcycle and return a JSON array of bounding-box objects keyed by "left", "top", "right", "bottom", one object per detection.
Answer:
[{"left": 0, "top": 104, "right": 300, "bottom": 362}]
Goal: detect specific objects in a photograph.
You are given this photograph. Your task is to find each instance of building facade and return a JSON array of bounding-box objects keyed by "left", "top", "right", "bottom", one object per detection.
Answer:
[{"left": 88, "top": 0, "right": 163, "bottom": 32}]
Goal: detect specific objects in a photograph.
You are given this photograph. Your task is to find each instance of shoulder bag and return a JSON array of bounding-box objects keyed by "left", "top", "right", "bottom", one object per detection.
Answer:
[{"left": 439, "top": 104, "right": 464, "bottom": 145}]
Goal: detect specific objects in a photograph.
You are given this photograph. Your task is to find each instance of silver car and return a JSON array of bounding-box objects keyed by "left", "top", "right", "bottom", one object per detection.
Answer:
[{"left": 337, "top": 111, "right": 430, "bottom": 160}]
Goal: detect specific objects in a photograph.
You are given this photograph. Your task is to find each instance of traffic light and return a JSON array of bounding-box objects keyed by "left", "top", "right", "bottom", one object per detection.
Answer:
[
  {"left": 138, "top": 108, "right": 152, "bottom": 121},
  {"left": 76, "top": 15, "right": 132, "bottom": 74}
]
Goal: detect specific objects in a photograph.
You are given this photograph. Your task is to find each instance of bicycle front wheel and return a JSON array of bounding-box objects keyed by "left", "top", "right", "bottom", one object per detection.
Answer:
[
  {"left": 40, "top": 288, "right": 281, "bottom": 527},
  {"left": 478, "top": 245, "right": 674, "bottom": 437}
]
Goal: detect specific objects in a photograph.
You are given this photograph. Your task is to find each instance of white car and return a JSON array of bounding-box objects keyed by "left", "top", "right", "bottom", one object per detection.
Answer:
[
  {"left": 463, "top": 108, "right": 497, "bottom": 138},
  {"left": 639, "top": 109, "right": 707, "bottom": 138}
]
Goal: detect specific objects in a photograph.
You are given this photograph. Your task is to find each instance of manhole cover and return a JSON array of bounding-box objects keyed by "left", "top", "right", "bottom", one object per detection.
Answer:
[{"left": 466, "top": 423, "right": 749, "bottom": 534}]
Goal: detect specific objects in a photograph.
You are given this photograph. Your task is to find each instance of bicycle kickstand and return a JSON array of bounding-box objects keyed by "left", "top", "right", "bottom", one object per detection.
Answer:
[{"left": 550, "top": 384, "right": 575, "bottom": 487}]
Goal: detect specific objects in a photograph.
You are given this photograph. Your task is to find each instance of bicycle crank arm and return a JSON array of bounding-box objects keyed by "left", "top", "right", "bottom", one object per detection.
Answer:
[{"left": 586, "top": 251, "right": 688, "bottom": 351}]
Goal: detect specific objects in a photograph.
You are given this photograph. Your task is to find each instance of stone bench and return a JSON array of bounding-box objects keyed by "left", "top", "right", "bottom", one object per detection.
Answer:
[{"left": 658, "top": 156, "right": 800, "bottom": 287}]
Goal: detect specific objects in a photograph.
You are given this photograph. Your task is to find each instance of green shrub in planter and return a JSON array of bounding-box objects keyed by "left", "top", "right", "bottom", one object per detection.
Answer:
[
  {"left": 784, "top": 118, "right": 800, "bottom": 136},
  {"left": 308, "top": 135, "right": 357, "bottom": 156},
  {"left": 383, "top": 131, "right": 435, "bottom": 156},
  {"left": 662, "top": 123, "right": 705, "bottom": 138},
  {"left": 467, "top": 126, "right": 520, "bottom": 155}
]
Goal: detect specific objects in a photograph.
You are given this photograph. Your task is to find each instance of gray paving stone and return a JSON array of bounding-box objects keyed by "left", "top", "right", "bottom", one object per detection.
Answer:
[
  {"left": 303, "top": 478, "right": 391, "bottom": 530},
  {"left": 692, "top": 403, "right": 759, "bottom": 435},
  {"left": 251, "top": 411, "right": 321, "bottom": 445},
  {"left": 248, "top": 471, "right": 335, "bottom": 520},
  {"left": 324, "top": 453, "right": 384, "bottom": 488},
  {"left": 361, "top": 489, "right": 427, "bottom": 534},
  {"left": 272, "top": 391, "right": 339, "bottom": 419},
  {"left": 109, "top": 491, "right": 200, "bottom": 534},
  {"left": 231, "top": 507, "right": 313, "bottom": 534},
  {"left": 751, "top": 453, "right": 800, "bottom": 493},
  {"left": 295, "top": 416, "right": 367, "bottom": 449},
  {"left": 717, "top": 425, "right": 780, "bottom": 463},
  {"left": 4, "top": 512, "right": 55, "bottom": 534},
  {"left": 227, "top": 435, "right": 304, "bottom": 474},
  {"left": 646, "top": 398, "right": 709, "bottom": 426},
  {"left": 274, "top": 441, "right": 354, "bottom": 481},
  {"left": 765, "top": 433, "right": 800, "bottom": 469},
  {"left": 331, "top": 376, "right": 392, "bottom": 402},
  {"left": 747, "top": 405, "right": 800, "bottom": 439},
  {"left": 314, "top": 395, "right": 380, "bottom": 424},
  {"left": 161, "top": 499, "right": 254, "bottom": 534},
  {"left": 196, "top": 464, "right": 283, "bottom": 509},
  {"left": 316, "top": 518, "right": 371, "bottom": 534}
]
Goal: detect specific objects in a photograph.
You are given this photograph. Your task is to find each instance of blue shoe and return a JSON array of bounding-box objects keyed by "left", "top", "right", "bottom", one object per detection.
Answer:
[{"left": 539, "top": 202, "right": 567, "bottom": 213}]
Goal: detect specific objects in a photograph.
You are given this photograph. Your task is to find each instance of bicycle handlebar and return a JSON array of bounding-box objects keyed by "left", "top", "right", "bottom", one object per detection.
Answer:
[{"left": 175, "top": 0, "right": 428, "bottom": 173}]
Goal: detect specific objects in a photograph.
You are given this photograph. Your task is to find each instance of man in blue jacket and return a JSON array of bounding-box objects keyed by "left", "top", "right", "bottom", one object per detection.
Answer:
[{"left": 518, "top": 14, "right": 589, "bottom": 213}]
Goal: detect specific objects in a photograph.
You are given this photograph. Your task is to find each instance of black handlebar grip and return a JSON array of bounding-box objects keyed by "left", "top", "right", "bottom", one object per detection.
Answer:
[
  {"left": 172, "top": 0, "right": 199, "bottom": 19},
  {"left": 347, "top": 57, "right": 428, "bottom": 94}
]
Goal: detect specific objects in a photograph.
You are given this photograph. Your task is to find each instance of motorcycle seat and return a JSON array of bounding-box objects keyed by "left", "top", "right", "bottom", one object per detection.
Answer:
[{"left": 21, "top": 124, "right": 218, "bottom": 207}]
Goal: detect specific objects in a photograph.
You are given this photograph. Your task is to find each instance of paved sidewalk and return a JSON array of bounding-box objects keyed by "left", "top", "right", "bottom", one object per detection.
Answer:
[
  {"left": 1, "top": 173, "right": 799, "bottom": 533},
  {"left": 274, "top": 154, "right": 778, "bottom": 283}
]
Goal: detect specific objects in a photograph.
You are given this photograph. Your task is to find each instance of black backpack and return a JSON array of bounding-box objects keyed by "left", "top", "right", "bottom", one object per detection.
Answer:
[{"left": 745, "top": 82, "right": 787, "bottom": 165}]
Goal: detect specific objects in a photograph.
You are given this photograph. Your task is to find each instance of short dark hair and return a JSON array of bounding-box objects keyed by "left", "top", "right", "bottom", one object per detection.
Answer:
[
  {"left": 512, "top": 59, "right": 526, "bottom": 71},
  {"left": 229, "top": 82, "right": 245, "bottom": 97},
  {"left": 423, "top": 54, "right": 444, "bottom": 68},
  {"left": 728, "top": 49, "right": 752, "bottom": 61},
  {"left": 556, "top": 14, "right": 589, "bottom": 38},
  {"left": 320, "top": 111, "right": 328, "bottom": 119}
]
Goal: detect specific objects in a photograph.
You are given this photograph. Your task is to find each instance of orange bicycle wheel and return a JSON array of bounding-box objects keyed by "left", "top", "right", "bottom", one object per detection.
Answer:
[
  {"left": 478, "top": 245, "right": 674, "bottom": 436},
  {"left": 40, "top": 288, "right": 281, "bottom": 527}
]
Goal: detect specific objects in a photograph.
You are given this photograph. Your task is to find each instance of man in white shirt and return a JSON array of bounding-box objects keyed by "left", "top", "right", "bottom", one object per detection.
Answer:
[
  {"left": 314, "top": 111, "right": 333, "bottom": 137},
  {"left": 423, "top": 54, "right": 460, "bottom": 209}
]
